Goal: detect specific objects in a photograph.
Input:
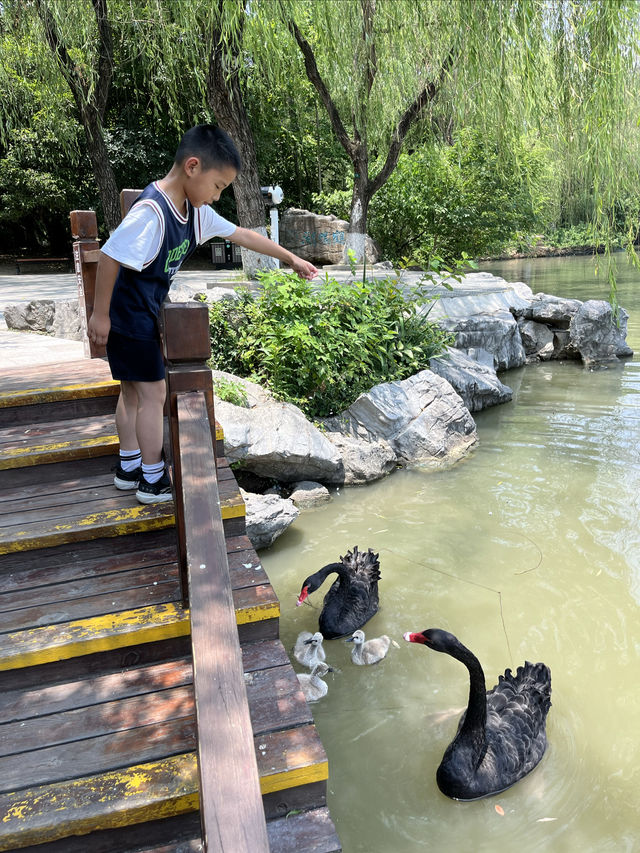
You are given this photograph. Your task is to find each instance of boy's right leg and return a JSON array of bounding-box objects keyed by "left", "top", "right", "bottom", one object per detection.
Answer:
[{"left": 113, "top": 381, "right": 142, "bottom": 489}]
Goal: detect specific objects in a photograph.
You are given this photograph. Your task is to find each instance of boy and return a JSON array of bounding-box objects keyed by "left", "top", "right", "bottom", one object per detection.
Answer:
[{"left": 88, "top": 124, "right": 317, "bottom": 504}]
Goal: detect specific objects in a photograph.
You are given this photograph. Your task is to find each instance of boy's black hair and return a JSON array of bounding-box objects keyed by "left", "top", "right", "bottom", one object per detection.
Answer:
[{"left": 175, "top": 124, "right": 242, "bottom": 173}]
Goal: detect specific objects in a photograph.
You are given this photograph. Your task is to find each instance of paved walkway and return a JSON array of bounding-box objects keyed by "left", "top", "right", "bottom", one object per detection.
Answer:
[{"left": 0, "top": 266, "right": 527, "bottom": 369}]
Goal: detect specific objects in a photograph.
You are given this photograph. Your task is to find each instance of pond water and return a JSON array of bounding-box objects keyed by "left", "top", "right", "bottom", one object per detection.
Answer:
[{"left": 260, "top": 253, "right": 640, "bottom": 853}]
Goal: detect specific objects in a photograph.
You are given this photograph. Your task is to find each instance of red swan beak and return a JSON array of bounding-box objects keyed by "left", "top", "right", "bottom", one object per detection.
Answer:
[{"left": 296, "top": 586, "right": 309, "bottom": 607}]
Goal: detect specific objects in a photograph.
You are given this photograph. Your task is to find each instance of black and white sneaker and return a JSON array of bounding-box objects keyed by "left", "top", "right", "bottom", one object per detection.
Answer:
[
  {"left": 114, "top": 463, "right": 141, "bottom": 490},
  {"left": 136, "top": 468, "right": 173, "bottom": 504}
]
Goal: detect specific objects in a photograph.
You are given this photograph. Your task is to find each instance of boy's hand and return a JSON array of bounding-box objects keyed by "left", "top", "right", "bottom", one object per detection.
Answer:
[
  {"left": 290, "top": 256, "right": 318, "bottom": 280},
  {"left": 88, "top": 312, "right": 111, "bottom": 347}
]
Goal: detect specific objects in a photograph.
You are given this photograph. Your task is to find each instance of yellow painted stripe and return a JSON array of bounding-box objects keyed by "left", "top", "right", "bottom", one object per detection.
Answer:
[
  {"left": 0, "top": 753, "right": 199, "bottom": 848},
  {"left": 0, "top": 498, "right": 244, "bottom": 556},
  {"left": 0, "top": 593, "right": 277, "bottom": 670},
  {"left": 260, "top": 759, "right": 329, "bottom": 795},
  {"left": 235, "top": 601, "right": 280, "bottom": 625},
  {"left": 0, "top": 435, "right": 119, "bottom": 470},
  {"left": 0, "top": 603, "right": 191, "bottom": 671},
  {"left": 0, "top": 380, "right": 119, "bottom": 409}
]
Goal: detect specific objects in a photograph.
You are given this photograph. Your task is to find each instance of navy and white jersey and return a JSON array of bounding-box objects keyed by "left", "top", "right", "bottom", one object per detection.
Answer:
[{"left": 103, "top": 182, "right": 234, "bottom": 340}]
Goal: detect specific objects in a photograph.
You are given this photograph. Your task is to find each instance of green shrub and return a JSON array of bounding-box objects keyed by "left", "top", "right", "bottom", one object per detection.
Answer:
[{"left": 207, "top": 269, "right": 454, "bottom": 418}]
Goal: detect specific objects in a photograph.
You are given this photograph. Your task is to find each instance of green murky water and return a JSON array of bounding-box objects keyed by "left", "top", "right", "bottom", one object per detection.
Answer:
[{"left": 261, "top": 254, "right": 640, "bottom": 853}]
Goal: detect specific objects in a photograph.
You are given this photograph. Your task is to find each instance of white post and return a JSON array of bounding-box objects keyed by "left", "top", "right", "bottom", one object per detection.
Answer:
[{"left": 269, "top": 207, "right": 280, "bottom": 269}]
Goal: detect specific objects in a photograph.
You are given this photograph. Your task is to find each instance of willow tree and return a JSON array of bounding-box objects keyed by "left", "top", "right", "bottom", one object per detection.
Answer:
[
  {"left": 1, "top": 0, "right": 122, "bottom": 230},
  {"left": 251, "top": 0, "right": 640, "bottom": 277}
]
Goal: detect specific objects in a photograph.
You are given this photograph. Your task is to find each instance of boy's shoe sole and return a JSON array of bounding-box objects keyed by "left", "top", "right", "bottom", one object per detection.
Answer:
[
  {"left": 136, "top": 469, "right": 173, "bottom": 504},
  {"left": 114, "top": 465, "right": 142, "bottom": 490}
]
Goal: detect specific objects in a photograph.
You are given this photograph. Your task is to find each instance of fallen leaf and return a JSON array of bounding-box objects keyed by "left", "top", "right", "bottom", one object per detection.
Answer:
[{"left": 495, "top": 804, "right": 505, "bottom": 816}]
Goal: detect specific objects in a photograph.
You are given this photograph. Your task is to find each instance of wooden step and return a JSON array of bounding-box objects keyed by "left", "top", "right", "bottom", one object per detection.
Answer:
[
  {"left": 0, "top": 412, "right": 119, "bottom": 470},
  {"left": 0, "top": 359, "right": 120, "bottom": 427},
  {"left": 0, "top": 640, "right": 332, "bottom": 850},
  {"left": 0, "top": 533, "right": 279, "bottom": 674},
  {"left": 0, "top": 464, "right": 245, "bottom": 555}
]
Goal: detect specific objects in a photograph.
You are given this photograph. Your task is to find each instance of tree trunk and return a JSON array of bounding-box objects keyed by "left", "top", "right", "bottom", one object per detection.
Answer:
[
  {"left": 206, "top": 42, "right": 273, "bottom": 276},
  {"left": 81, "top": 107, "right": 122, "bottom": 231},
  {"left": 345, "top": 150, "right": 371, "bottom": 262}
]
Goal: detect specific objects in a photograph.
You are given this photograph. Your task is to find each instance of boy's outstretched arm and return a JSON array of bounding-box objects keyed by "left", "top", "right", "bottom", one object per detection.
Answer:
[
  {"left": 88, "top": 252, "right": 121, "bottom": 346},
  {"left": 230, "top": 226, "right": 318, "bottom": 280}
]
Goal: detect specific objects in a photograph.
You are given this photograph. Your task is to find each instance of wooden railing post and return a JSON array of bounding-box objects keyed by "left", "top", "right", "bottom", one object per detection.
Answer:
[
  {"left": 70, "top": 210, "right": 103, "bottom": 358},
  {"left": 161, "top": 302, "right": 217, "bottom": 605}
]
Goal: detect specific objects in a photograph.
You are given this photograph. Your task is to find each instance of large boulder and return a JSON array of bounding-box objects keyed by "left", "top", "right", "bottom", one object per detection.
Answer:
[
  {"left": 4, "top": 300, "right": 55, "bottom": 333},
  {"left": 439, "top": 311, "right": 526, "bottom": 371},
  {"left": 51, "top": 299, "right": 82, "bottom": 341},
  {"left": 279, "top": 208, "right": 379, "bottom": 265},
  {"left": 319, "top": 416, "right": 398, "bottom": 485},
  {"left": 517, "top": 319, "right": 556, "bottom": 362},
  {"left": 569, "top": 300, "right": 633, "bottom": 364},
  {"left": 214, "top": 393, "right": 343, "bottom": 483},
  {"left": 341, "top": 370, "right": 477, "bottom": 466},
  {"left": 515, "top": 293, "right": 582, "bottom": 328},
  {"left": 429, "top": 347, "right": 513, "bottom": 411},
  {"left": 241, "top": 489, "right": 299, "bottom": 549}
]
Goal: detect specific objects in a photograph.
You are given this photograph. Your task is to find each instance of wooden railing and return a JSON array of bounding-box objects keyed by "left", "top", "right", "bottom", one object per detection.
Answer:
[
  {"left": 163, "top": 303, "right": 269, "bottom": 850},
  {"left": 70, "top": 207, "right": 270, "bottom": 852}
]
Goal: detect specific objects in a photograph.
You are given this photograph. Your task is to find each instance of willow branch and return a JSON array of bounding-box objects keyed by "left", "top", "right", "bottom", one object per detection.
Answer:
[
  {"left": 369, "top": 47, "right": 455, "bottom": 195},
  {"left": 289, "top": 19, "right": 357, "bottom": 161}
]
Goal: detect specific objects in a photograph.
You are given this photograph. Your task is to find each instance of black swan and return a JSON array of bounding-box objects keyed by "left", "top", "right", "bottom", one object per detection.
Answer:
[
  {"left": 296, "top": 546, "right": 380, "bottom": 639},
  {"left": 404, "top": 628, "right": 552, "bottom": 800}
]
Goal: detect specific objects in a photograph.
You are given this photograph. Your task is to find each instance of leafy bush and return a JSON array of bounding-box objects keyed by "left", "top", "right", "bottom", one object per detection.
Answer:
[{"left": 207, "top": 269, "right": 454, "bottom": 418}]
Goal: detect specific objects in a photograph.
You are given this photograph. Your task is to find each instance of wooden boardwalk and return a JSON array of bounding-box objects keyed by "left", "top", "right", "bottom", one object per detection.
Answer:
[{"left": 0, "top": 358, "right": 341, "bottom": 852}]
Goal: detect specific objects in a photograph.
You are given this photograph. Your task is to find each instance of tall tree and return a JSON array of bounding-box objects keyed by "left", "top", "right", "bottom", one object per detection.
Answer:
[
  {"left": 2, "top": 0, "right": 122, "bottom": 230},
  {"left": 252, "top": 0, "right": 640, "bottom": 274}
]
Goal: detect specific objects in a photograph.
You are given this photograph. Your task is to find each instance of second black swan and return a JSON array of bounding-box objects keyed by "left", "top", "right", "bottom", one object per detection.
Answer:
[
  {"left": 404, "top": 628, "right": 552, "bottom": 801},
  {"left": 296, "top": 546, "right": 380, "bottom": 639}
]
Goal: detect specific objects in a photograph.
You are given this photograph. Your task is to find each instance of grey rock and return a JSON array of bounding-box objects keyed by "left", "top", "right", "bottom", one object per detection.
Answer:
[
  {"left": 515, "top": 293, "right": 582, "bottom": 328},
  {"left": 279, "top": 208, "right": 379, "bottom": 265},
  {"left": 288, "top": 481, "right": 331, "bottom": 508},
  {"left": 319, "top": 418, "right": 397, "bottom": 484},
  {"left": 569, "top": 300, "right": 633, "bottom": 364},
  {"left": 429, "top": 347, "right": 513, "bottom": 411},
  {"left": 51, "top": 299, "right": 82, "bottom": 340},
  {"left": 440, "top": 310, "right": 526, "bottom": 371},
  {"left": 4, "top": 300, "right": 55, "bottom": 333},
  {"left": 343, "top": 370, "right": 477, "bottom": 466},
  {"left": 215, "top": 397, "right": 342, "bottom": 483},
  {"left": 240, "top": 489, "right": 299, "bottom": 550},
  {"left": 517, "top": 319, "right": 555, "bottom": 361}
]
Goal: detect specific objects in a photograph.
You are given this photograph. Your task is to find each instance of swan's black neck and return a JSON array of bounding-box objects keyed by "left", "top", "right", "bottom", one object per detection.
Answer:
[
  {"left": 449, "top": 641, "right": 487, "bottom": 750},
  {"left": 312, "top": 562, "right": 348, "bottom": 584}
]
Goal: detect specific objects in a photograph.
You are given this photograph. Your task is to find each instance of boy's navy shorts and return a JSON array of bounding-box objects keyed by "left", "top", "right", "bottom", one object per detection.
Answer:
[{"left": 106, "top": 330, "right": 165, "bottom": 382}]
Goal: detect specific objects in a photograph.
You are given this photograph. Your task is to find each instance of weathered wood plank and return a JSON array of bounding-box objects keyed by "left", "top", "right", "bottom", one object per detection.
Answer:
[
  {"left": 0, "top": 658, "right": 194, "bottom": 723},
  {"left": 176, "top": 390, "right": 269, "bottom": 852},
  {"left": 0, "top": 502, "right": 176, "bottom": 555},
  {"left": 0, "top": 753, "right": 200, "bottom": 850},
  {"left": 0, "top": 603, "right": 190, "bottom": 671},
  {"left": 0, "top": 574, "right": 179, "bottom": 632},
  {"left": 0, "top": 685, "right": 195, "bottom": 758},
  {"left": 0, "top": 716, "right": 197, "bottom": 794},
  {"left": 0, "top": 380, "right": 119, "bottom": 411},
  {"left": 244, "top": 664, "right": 312, "bottom": 735}
]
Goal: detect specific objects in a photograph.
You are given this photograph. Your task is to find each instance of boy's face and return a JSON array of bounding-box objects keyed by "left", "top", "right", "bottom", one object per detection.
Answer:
[{"left": 184, "top": 158, "right": 237, "bottom": 207}]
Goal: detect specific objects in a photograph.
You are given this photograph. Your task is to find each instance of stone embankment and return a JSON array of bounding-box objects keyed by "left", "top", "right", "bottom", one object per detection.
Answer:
[{"left": 4, "top": 271, "right": 633, "bottom": 549}]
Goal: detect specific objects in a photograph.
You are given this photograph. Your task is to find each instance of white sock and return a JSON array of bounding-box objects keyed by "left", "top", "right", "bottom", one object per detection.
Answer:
[
  {"left": 120, "top": 449, "right": 141, "bottom": 472},
  {"left": 142, "top": 461, "right": 165, "bottom": 484}
]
